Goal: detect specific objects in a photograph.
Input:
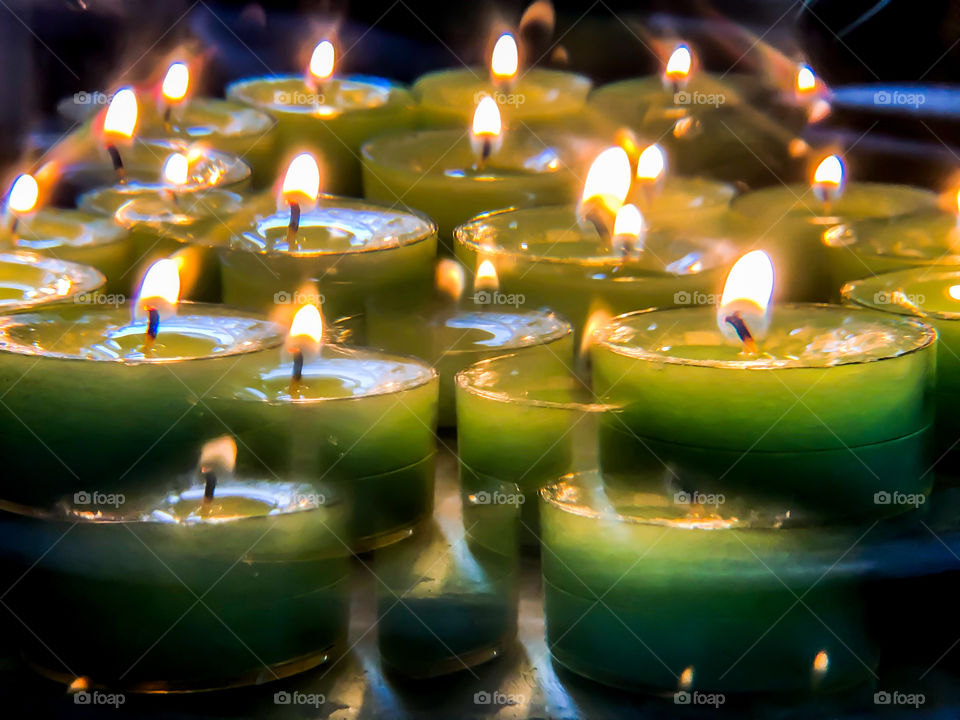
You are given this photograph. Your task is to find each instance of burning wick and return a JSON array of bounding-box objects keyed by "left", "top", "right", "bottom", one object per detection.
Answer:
[
  {"left": 135, "top": 258, "right": 180, "bottom": 355},
  {"left": 664, "top": 44, "right": 692, "bottom": 98},
  {"left": 102, "top": 88, "right": 138, "bottom": 182},
  {"left": 308, "top": 40, "right": 335, "bottom": 97},
  {"left": 286, "top": 303, "right": 323, "bottom": 398},
  {"left": 578, "top": 146, "right": 632, "bottom": 242},
  {"left": 286, "top": 201, "right": 301, "bottom": 249},
  {"left": 145, "top": 307, "right": 160, "bottom": 351},
  {"left": 106, "top": 145, "right": 125, "bottom": 179},
  {"left": 290, "top": 348, "right": 305, "bottom": 397},
  {"left": 724, "top": 311, "right": 757, "bottom": 354},
  {"left": 201, "top": 467, "right": 217, "bottom": 510},
  {"left": 280, "top": 153, "right": 321, "bottom": 251},
  {"left": 198, "top": 436, "right": 236, "bottom": 516},
  {"left": 161, "top": 62, "right": 189, "bottom": 130},
  {"left": 471, "top": 95, "right": 502, "bottom": 172},
  {"left": 813, "top": 154, "right": 844, "bottom": 215},
  {"left": 491, "top": 33, "right": 519, "bottom": 93},
  {"left": 6, "top": 173, "right": 39, "bottom": 240}
]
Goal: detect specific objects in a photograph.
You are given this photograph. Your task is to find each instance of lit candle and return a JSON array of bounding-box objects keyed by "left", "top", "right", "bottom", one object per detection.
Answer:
[
  {"left": 160, "top": 60, "right": 189, "bottom": 128},
  {"left": 469, "top": 95, "right": 503, "bottom": 171},
  {"left": 490, "top": 32, "right": 519, "bottom": 91},
  {"left": 285, "top": 302, "right": 323, "bottom": 397},
  {"left": 592, "top": 250, "right": 936, "bottom": 517},
  {"left": 101, "top": 87, "right": 138, "bottom": 179},
  {"left": 278, "top": 152, "right": 321, "bottom": 250}
]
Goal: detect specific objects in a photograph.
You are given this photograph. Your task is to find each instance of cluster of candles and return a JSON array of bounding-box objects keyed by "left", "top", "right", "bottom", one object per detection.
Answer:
[{"left": 1, "top": 9, "right": 959, "bottom": 698}]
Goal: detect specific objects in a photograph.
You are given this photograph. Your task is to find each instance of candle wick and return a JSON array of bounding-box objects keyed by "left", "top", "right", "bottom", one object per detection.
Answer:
[
  {"left": 143, "top": 306, "right": 160, "bottom": 354},
  {"left": 286, "top": 201, "right": 301, "bottom": 251},
  {"left": 106, "top": 144, "right": 125, "bottom": 181},
  {"left": 8, "top": 216, "right": 19, "bottom": 243},
  {"left": 724, "top": 311, "right": 758, "bottom": 355},
  {"left": 289, "top": 349, "right": 304, "bottom": 398},
  {"left": 582, "top": 203, "right": 612, "bottom": 244},
  {"left": 474, "top": 137, "right": 493, "bottom": 172},
  {"left": 162, "top": 104, "right": 173, "bottom": 133},
  {"left": 202, "top": 470, "right": 216, "bottom": 503}
]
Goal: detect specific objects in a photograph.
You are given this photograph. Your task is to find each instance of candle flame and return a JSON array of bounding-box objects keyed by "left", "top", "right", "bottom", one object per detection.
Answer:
[
  {"left": 287, "top": 303, "right": 324, "bottom": 354},
  {"left": 491, "top": 33, "right": 519, "bottom": 80},
  {"left": 636, "top": 144, "right": 666, "bottom": 182},
  {"left": 436, "top": 258, "right": 466, "bottom": 301},
  {"left": 135, "top": 258, "right": 180, "bottom": 321},
  {"left": 580, "top": 146, "right": 632, "bottom": 213},
  {"left": 813, "top": 650, "right": 829, "bottom": 677},
  {"left": 717, "top": 250, "right": 774, "bottom": 342},
  {"left": 200, "top": 435, "right": 237, "bottom": 475},
  {"left": 948, "top": 285, "right": 960, "bottom": 301},
  {"left": 282, "top": 153, "right": 321, "bottom": 205},
  {"left": 796, "top": 63, "right": 816, "bottom": 93},
  {"left": 813, "top": 154, "right": 844, "bottom": 204},
  {"left": 475, "top": 259, "right": 499, "bottom": 292},
  {"left": 103, "top": 87, "right": 138, "bottom": 139},
  {"left": 955, "top": 188, "right": 960, "bottom": 216},
  {"left": 580, "top": 305, "right": 612, "bottom": 356},
  {"left": 309, "top": 40, "right": 335, "bottom": 82},
  {"left": 8, "top": 173, "right": 39, "bottom": 214},
  {"left": 162, "top": 62, "right": 190, "bottom": 103},
  {"left": 665, "top": 44, "right": 692, "bottom": 80},
  {"left": 679, "top": 666, "right": 695, "bottom": 691},
  {"left": 472, "top": 95, "right": 502, "bottom": 137},
  {"left": 162, "top": 153, "right": 190, "bottom": 186},
  {"left": 613, "top": 203, "right": 645, "bottom": 238}
]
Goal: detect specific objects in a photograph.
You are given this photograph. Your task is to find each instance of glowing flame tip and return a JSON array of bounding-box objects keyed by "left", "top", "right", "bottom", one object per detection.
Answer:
[
  {"left": 8, "top": 174, "right": 39, "bottom": 214},
  {"left": 491, "top": 33, "right": 519, "bottom": 79}
]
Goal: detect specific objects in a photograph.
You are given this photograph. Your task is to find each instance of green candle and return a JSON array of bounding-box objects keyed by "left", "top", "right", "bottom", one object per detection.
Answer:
[
  {"left": 731, "top": 159, "right": 938, "bottom": 302},
  {"left": 843, "top": 267, "right": 960, "bottom": 470},
  {"left": 593, "top": 303, "right": 935, "bottom": 517},
  {"left": 376, "top": 475, "right": 519, "bottom": 677},
  {"left": 454, "top": 204, "right": 740, "bottom": 340},
  {"left": 204, "top": 342, "right": 439, "bottom": 551},
  {"left": 0, "top": 478, "right": 350, "bottom": 691},
  {"left": 216, "top": 195, "right": 437, "bottom": 322},
  {"left": 541, "top": 472, "right": 878, "bottom": 694},
  {"left": 362, "top": 128, "right": 602, "bottom": 251},
  {"left": 227, "top": 48, "right": 416, "bottom": 196},
  {"left": 0, "top": 251, "right": 105, "bottom": 311},
  {"left": 0, "top": 302, "right": 283, "bottom": 506}
]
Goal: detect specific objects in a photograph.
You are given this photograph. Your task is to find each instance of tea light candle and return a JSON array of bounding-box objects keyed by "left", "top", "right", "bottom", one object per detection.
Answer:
[
  {"left": 204, "top": 305, "right": 439, "bottom": 551},
  {"left": 843, "top": 267, "right": 960, "bottom": 470},
  {"left": 0, "top": 466, "right": 350, "bottom": 691},
  {"left": 1, "top": 173, "right": 129, "bottom": 294},
  {"left": 0, "top": 250, "right": 105, "bottom": 312},
  {"left": 361, "top": 102, "right": 602, "bottom": 250},
  {"left": 413, "top": 32, "right": 591, "bottom": 130},
  {"left": 541, "top": 472, "right": 878, "bottom": 694},
  {"left": 227, "top": 40, "right": 416, "bottom": 195},
  {"left": 0, "top": 261, "right": 283, "bottom": 506},
  {"left": 216, "top": 154, "right": 437, "bottom": 321},
  {"left": 731, "top": 155, "right": 938, "bottom": 301},
  {"left": 593, "top": 252, "right": 936, "bottom": 517}
]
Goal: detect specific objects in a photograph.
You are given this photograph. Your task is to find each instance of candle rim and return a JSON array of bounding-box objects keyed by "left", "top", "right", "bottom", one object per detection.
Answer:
[
  {"left": 595, "top": 303, "right": 936, "bottom": 369},
  {"left": 413, "top": 66, "right": 592, "bottom": 105},
  {"left": 226, "top": 74, "right": 413, "bottom": 115},
  {"left": 844, "top": 266, "right": 960, "bottom": 322},
  {"left": 5, "top": 208, "right": 128, "bottom": 248},
  {"left": 0, "top": 250, "right": 105, "bottom": 310},
  {"left": 432, "top": 309, "right": 572, "bottom": 356},
  {"left": 0, "top": 301, "right": 285, "bottom": 364}
]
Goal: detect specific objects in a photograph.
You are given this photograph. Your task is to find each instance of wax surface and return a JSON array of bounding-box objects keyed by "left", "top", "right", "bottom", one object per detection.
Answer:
[
  {"left": 3, "top": 208, "right": 125, "bottom": 250},
  {"left": 0, "top": 251, "right": 104, "bottom": 309},
  {"left": 141, "top": 98, "right": 275, "bottom": 140},
  {"left": 112, "top": 189, "right": 245, "bottom": 226},
  {"left": 844, "top": 210, "right": 960, "bottom": 263}
]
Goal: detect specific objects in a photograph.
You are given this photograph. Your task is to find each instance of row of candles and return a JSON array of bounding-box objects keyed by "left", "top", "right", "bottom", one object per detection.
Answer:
[{"left": 0, "top": 16, "right": 959, "bottom": 697}]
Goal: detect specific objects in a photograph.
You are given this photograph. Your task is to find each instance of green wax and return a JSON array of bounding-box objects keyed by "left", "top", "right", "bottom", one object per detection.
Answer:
[
  {"left": 217, "top": 196, "right": 437, "bottom": 321},
  {"left": 365, "top": 306, "right": 573, "bottom": 427},
  {"left": 413, "top": 68, "right": 591, "bottom": 131},
  {"left": 731, "top": 183, "right": 938, "bottom": 302},
  {"left": 0, "top": 250, "right": 105, "bottom": 311},
  {"left": 0, "top": 479, "right": 350, "bottom": 691},
  {"left": 204, "top": 344, "right": 439, "bottom": 550},
  {"left": 592, "top": 305, "right": 935, "bottom": 516},
  {"left": 362, "top": 129, "right": 601, "bottom": 251},
  {"left": 541, "top": 473, "right": 877, "bottom": 695},
  {"left": 0, "top": 303, "right": 283, "bottom": 505},
  {"left": 227, "top": 75, "right": 416, "bottom": 196},
  {"left": 0, "top": 209, "right": 129, "bottom": 295},
  {"left": 454, "top": 204, "right": 741, "bottom": 340}
]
